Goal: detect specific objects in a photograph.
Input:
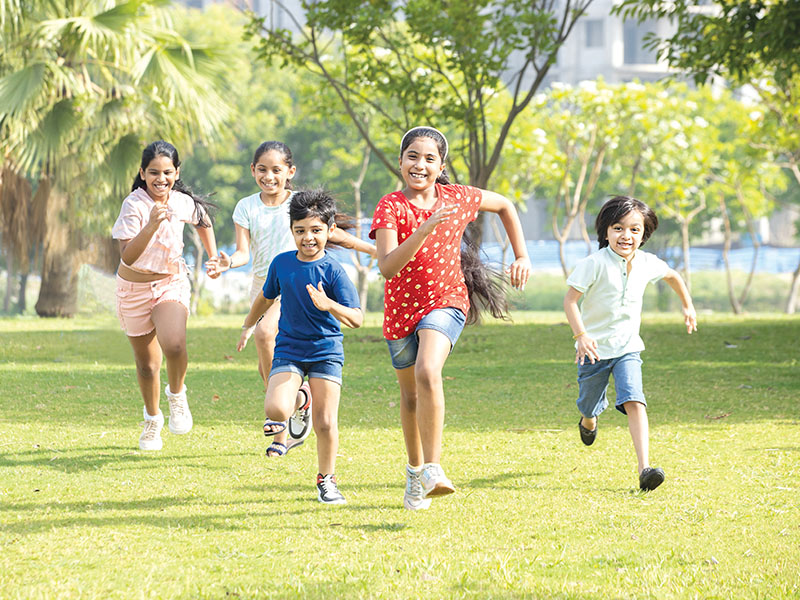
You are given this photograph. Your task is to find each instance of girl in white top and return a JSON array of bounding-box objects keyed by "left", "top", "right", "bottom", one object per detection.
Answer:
[
  {"left": 206, "top": 141, "right": 375, "bottom": 456},
  {"left": 112, "top": 140, "right": 220, "bottom": 451}
]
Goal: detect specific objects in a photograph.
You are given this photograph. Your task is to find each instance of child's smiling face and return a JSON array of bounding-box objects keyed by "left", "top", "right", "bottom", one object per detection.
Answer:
[
  {"left": 140, "top": 155, "right": 179, "bottom": 203},
  {"left": 606, "top": 209, "right": 645, "bottom": 260},
  {"left": 251, "top": 149, "right": 295, "bottom": 199},
  {"left": 291, "top": 215, "right": 334, "bottom": 262},
  {"left": 399, "top": 137, "right": 444, "bottom": 192}
]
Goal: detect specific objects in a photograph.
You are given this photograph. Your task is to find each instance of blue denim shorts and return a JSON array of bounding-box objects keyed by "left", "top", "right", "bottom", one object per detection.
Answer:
[
  {"left": 576, "top": 351, "right": 646, "bottom": 417},
  {"left": 270, "top": 357, "right": 343, "bottom": 385},
  {"left": 385, "top": 307, "right": 467, "bottom": 370}
]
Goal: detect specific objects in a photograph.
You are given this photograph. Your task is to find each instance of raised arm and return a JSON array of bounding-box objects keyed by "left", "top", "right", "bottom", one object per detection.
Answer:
[
  {"left": 564, "top": 286, "right": 599, "bottom": 365},
  {"left": 662, "top": 268, "right": 697, "bottom": 333},
  {"left": 478, "top": 190, "right": 531, "bottom": 290},
  {"left": 206, "top": 224, "right": 251, "bottom": 277},
  {"left": 329, "top": 227, "right": 377, "bottom": 258},
  {"left": 375, "top": 205, "right": 458, "bottom": 280},
  {"left": 119, "top": 203, "right": 169, "bottom": 265}
]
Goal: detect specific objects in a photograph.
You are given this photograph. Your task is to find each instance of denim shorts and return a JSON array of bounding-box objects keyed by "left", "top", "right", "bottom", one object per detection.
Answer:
[
  {"left": 576, "top": 351, "right": 646, "bottom": 417},
  {"left": 385, "top": 307, "right": 467, "bottom": 370},
  {"left": 270, "top": 356, "right": 343, "bottom": 385}
]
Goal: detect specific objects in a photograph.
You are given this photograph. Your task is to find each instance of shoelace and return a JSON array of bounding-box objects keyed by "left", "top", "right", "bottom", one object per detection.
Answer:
[
  {"left": 407, "top": 470, "right": 424, "bottom": 497},
  {"left": 319, "top": 476, "right": 339, "bottom": 497},
  {"left": 141, "top": 420, "right": 159, "bottom": 440},
  {"left": 169, "top": 397, "right": 186, "bottom": 418}
]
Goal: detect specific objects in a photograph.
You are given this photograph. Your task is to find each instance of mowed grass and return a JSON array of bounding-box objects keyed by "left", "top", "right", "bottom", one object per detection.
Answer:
[{"left": 0, "top": 312, "right": 797, "bottom": 599}]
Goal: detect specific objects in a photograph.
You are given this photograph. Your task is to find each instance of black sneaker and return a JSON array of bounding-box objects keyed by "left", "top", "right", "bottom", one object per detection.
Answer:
[
  {"left": 316, "top": 473, "right": 346, "bottom": 504},
  {"left": 639, "top": 467, "right": 665, "bottom": 491},
  {"left": 578, "top": 418, "right": 597, "bottom": 446}
]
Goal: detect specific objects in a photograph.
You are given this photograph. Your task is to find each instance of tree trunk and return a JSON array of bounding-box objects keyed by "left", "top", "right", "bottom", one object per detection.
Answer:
[
  {"left": 787, "top": 256, "right": 800, "bottom": 314},
  {"left": 3, "top": 256, "right": 13, "bottom": 313},
  {"left": 718, "top": 197, "right": 741, "bottom": 314},
  {"left": 736, "top": 205, "right": 760, "bottom": 309},
  {"left": 17, "top": 271, "right": 28, "bottom": 314},
  {"left": 35, "top": 188, "right": 80, "bottom": 317}
]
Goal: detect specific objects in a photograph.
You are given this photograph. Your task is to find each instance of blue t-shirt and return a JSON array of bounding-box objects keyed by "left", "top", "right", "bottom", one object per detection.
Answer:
[{"left": 263, "top": 250, "right": 361, "bottom": 362}]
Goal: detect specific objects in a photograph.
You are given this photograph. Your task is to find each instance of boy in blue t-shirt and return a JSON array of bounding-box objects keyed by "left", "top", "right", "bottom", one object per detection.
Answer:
[{"left": 238, "top": 189, "right": 363, "bottom": 504}]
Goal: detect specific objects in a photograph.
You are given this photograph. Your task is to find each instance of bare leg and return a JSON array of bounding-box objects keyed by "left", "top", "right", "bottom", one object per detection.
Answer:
[
  {"left": 413, "top": 329, "right": 452, "bottom": 464},
  {"left": 127, "top": 330, "right": 162, "bottom": 417},
  {"left": 151, "top": 302, "right": 188, "bottom": 393},
  {"left": 309, "top": 378, "right": 341, "bottom": 475},
  {"left": 396, "top": 366, "right": 423, "bottom": 467},
  {"left": 624, "top": 401, "right": 650, "bottom": 474},
  {"left": 263, "top": 371, "right": 303, "bottom": 434}
]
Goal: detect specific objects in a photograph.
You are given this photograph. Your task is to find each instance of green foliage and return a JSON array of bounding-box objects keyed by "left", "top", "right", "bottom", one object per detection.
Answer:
[
  {"left": 614, "top": 0, "right": 800, "bottom": 85},
  {"left": 0, "top": 314, "right": 797, "bottom": 598}
]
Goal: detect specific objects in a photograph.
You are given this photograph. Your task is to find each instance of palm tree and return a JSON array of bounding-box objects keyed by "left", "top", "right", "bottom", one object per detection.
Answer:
[{"left": 0, "top": 0, "right": 231, "bottom": 316}]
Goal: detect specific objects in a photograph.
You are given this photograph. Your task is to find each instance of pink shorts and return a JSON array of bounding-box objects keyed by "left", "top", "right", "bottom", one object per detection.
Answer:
[{"left": 116, "top": 274, "right": 190, "bottom": 337}]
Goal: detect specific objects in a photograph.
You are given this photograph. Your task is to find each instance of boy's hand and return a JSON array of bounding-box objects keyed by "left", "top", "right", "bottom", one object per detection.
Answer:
[
  {"left": 507, "top": 256, "right": 531, "bottom": 290},
  {"left": 237, "top": 324, "right": 256, "bottom": 352},
  {"left": 575, "top": 334, "right": 600, "bottom": 365},
  {"left": 306, "top": 282, "right": 333, "bottom": 312},
  {"left": 683, "top": 305, "right": 697, "bottom": 334}
]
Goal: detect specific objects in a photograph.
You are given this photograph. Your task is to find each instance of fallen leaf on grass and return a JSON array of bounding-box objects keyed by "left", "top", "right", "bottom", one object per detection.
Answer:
[
  {"left": 224, "top": 355, "right": 234, "bottom": 361},
  {"left": 705, "top": 412, "right": 732, "bottom": 420},
  {"left": 212, "top": 394, "right": 220, "bottom": 402}
]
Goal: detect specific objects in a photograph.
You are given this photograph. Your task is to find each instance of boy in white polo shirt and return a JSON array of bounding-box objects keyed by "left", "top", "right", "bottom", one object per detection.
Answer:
[{"left": 564, "top": 196, "right": 697, "bottom": 491}]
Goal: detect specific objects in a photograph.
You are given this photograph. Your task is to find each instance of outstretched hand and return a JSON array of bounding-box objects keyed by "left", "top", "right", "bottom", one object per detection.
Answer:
[
  {"left": 205, "top": 250, "right": 231, "bottom": 279},
  {"left": 683, "top": 305, "right": 698, "bottom": 334},
  {"left": 507, "top": 256, "right": 532, "bottom": 290},
  {"left": 306, "top": 282, "right": 333, "bottom": 312}
]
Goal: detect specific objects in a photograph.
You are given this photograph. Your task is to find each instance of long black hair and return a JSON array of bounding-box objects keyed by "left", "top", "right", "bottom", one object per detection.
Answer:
[
  {"left": 595, "top": 195, "right": 658, "bottom": 249},
  {"left": 400, "top": 127, "right": 508, "bottom": 325},
  {"left": 131, "top": 140, "right": 215, "bottom": 227}
]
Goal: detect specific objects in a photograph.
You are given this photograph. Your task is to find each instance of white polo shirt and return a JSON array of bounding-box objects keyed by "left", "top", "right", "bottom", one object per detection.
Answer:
[{"left": 567, "top": 246, "right": 669, "bottom": 360}]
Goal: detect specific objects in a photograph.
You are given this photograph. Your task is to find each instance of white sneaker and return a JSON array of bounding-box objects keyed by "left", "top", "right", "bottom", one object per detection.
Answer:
[
  {"left": 420, "top": 463, "right": 455, "bottom": 498},
  {"left": 404, "top": 465, "right": 432, "bottom": 510},
  {"left": 288, "top": 382, "right": 313, "bottom": 443},
  {"left": 166, "top": 384, "right": 192, "bottom": 434},
  {"left": 139, "top": 408, "right": 164, "bottom": 451}
]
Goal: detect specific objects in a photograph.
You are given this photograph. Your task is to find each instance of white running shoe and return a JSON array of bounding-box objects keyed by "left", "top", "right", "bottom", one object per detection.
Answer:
[
  {"left": 139, "top": 408, "right": 164, "bottom": 451},
  {"left": 316, "top": 473, "right": 346, "bottom": 505},
  {"left": 404, "top": 465, "right": 432, "bottom": 510},
  {"left": 420, "top": 463, "right": 455, "bottom": 498},
  {"left": 288, "top": 382, "right": 312, "bottom": 443},
  {"left": 166, "top": 384, "right": 192, "bottom": 435}
]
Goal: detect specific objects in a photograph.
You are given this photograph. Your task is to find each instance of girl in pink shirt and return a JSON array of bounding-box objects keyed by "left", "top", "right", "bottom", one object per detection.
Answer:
[
  {"left": 112, "top": 141, "right": 220, "bottom": 451},
  {"left": 370, "top": 126, "right": 532, "bottom": 509}
]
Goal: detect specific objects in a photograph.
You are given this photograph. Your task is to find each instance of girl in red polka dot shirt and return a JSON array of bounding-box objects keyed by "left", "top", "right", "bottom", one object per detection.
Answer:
[{"left": 370, "top": 126, "right": 531, "bottom": 510}]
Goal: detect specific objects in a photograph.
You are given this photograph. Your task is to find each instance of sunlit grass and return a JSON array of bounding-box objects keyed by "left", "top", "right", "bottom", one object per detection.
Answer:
[{"left": 0, "top": 313, "right": 797, "bottom": 599}]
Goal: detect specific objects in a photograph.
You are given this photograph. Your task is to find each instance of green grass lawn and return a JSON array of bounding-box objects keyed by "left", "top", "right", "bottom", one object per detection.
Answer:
[{"left": 0, "top": 312, "right": 797, "bottom": 599}]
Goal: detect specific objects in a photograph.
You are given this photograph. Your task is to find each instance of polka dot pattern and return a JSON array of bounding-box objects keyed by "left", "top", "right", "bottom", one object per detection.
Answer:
[{"left": 369, "top": 184, "right": 482, "bottom": 339}]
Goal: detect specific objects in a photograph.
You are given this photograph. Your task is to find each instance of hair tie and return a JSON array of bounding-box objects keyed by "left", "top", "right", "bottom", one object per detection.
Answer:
[{"left": 401, "top": 126, "right": 449, "bottom": 161}]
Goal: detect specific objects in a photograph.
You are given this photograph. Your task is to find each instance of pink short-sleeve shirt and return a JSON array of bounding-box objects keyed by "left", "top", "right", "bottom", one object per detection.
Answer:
[
  {"left": 111, "top": 187, "right": 204, "bottom": 275},
  {"left": 369, "top": 183, "right": 482, "bottom": 340}
]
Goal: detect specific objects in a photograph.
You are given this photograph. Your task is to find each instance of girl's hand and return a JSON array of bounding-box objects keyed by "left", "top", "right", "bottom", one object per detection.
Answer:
[
  {"left": 205, "top": 251, "right": 231, "bottom": 279},
  {"left": 306, "top": 282, "right": 333, "bottom": 312},
  {"left": 419, "top": 205, "right": 459, "bottom": 236},
  {"left": 507, "top": 256, "right": 532, "bottom": 290},
  {"left": 237, "top": 324, "right": 256, "bottom": 352},
  {"left": 575, "top": 334, "right": 600, "bottom": 365},
  {"left": 146, "top": 202, "right": 170, "bottom": 232},
  {"left": 683, "top": 305, "right": 697, "bottom": 334}
]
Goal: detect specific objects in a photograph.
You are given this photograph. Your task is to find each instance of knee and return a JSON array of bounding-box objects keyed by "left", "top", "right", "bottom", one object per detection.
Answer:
[
  {"left": 136, "top": 361, "right": 160, "bottom": 379},
  {"left": 414, "top": 365, "right": 442, "bottom": 392},
  {"left": 400, "top": 389, "right": 418, "bottom": 412},
  {"left": 314, "top": 414, "right": 337, "bottom": 437},
  {"left": 161, "top": 339, "right": 186, "bottom": 359},
  {"left": 254, "top": 322, "right": 277, "bottom": 345}
]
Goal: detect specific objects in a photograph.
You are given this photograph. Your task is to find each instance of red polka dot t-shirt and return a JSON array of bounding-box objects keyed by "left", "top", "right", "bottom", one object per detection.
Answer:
[{"left": 369, "top": 183, "right": 482, "bottom": 340}]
